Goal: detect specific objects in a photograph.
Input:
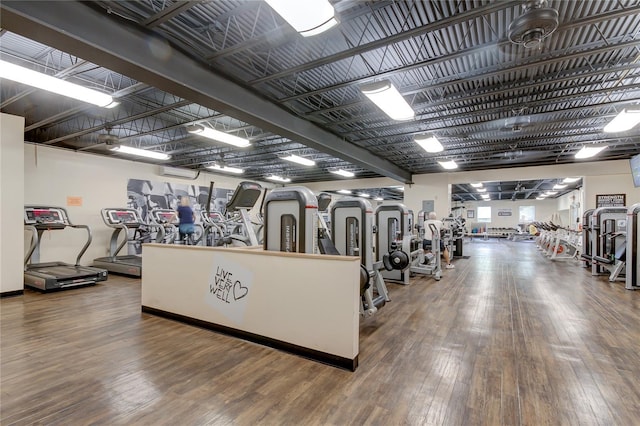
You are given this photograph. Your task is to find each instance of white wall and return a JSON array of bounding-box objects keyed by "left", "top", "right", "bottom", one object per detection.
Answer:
[
  {"left": 583, "top": 173, "right": 639, "bottom": 210},
  {"left": 460, "top": 198, "right": 558, "bottom": 231},
  {"left": 23, "top": 144, "right": 267, "bottom": 266},
  {"left": 1, "top": 113, "right": 25, "bottom": 293},
  {"left": 305, "top": 159, "right": 638, "bottom": 222},
  {"left": 142, "top": 244, "right": 360, "bottom": 367},
  {"left": 20, "top": 142, "right": 638, "bottom": 268}
]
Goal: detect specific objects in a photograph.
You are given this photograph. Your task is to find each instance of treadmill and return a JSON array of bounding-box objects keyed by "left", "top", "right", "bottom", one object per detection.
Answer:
[
  {"left": 24, "top": 206, "right": 108, "bottom": 291},
  {"left": 93, "top": 208, "right": 159, "bottom": 277}
]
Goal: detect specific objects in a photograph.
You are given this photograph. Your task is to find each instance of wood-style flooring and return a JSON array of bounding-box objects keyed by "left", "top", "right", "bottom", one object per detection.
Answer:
[{"left": 2, "top": 239, "right": 639, "bottom": 425}]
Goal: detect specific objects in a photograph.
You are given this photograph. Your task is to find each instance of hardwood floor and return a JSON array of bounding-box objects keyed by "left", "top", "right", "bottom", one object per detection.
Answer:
[{"left": 2, "top": 239, "right": 639, "bottom": 425}]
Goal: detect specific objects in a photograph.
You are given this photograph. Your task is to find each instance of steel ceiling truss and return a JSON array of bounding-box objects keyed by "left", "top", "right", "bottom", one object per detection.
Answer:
[{"left": 1, "top": 0, "right": 639, "bottom": 189}]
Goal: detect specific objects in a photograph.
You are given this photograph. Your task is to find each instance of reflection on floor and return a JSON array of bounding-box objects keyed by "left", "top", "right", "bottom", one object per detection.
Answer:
[{"left": 2, "top": 239, "right": 639, "bottom": 425}]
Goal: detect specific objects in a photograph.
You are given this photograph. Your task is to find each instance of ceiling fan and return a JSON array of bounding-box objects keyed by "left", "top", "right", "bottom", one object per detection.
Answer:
[{"left": 508, "top": 0, "right": 560, "bottom": 50}]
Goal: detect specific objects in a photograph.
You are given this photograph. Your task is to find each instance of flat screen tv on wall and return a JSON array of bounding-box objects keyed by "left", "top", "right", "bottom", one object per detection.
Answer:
[{"left": 630, "top": 153, "right": 640, "bottom": 188}]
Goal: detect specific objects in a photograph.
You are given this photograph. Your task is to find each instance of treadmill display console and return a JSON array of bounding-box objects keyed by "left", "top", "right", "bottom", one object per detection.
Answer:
[
  {"left": 153, "top": 210, "right": 175, "bottom": 224},
  {"left": 204, "top": 212, "right": 224, "bottom": 223},
  {"left": 24, "top": 207, "right": 67, "bottom": 226},
  {"left": 107, "top": 210, "right": 140, "bottom": 225}
]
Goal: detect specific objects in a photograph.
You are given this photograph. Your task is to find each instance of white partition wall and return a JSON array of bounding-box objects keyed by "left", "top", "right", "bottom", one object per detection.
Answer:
[
  {"left": 142, "top": 244, "right": 361, "bottom": 370},
  {"left": 1, "top": 113, "right": 25, "bottom": 295}
]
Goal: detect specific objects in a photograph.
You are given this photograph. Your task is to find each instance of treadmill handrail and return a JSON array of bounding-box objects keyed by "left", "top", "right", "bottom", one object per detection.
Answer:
[
  {"left": 109, "top": 224, "right": 130, "bottom": 260},
  {"left": 24, "top": 225, "right": 39, "bottom": 269},
  {"left": 69, "top": 224, "right": 92, "bottom": 266}
]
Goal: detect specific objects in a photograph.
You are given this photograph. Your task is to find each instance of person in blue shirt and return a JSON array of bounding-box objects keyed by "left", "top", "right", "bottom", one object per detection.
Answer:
[{"left": 175, "top": 196, "right": 196, "bottom": 244}]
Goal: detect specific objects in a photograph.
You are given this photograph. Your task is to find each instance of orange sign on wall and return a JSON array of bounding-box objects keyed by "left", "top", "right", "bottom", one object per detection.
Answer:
[{"left": 67, "top": 196, "right": 83, "bottom": 207}]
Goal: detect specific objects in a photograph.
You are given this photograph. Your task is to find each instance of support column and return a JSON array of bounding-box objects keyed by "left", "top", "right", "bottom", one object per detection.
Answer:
[{"left": 1, "top": 113, "right": 25, "bottom": 295}]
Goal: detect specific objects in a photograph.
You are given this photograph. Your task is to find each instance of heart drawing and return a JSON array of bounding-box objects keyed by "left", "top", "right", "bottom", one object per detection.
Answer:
[{"left": 233, "top": 281, "right": 249, "bottom": 301}]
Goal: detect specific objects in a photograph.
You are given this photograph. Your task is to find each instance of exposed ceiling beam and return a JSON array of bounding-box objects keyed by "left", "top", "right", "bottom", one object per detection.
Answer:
[
  {"left": 141, "top": 0, "right": 198, "bottom": 28},
  {"left": 0, "top": 0, "right": 412, "bottom": 183},
  {"left": 248, "top": 1, "right": 510, "bottom": 86}
]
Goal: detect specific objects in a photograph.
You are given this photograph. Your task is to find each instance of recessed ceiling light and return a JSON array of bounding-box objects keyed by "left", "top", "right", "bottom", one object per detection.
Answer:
[
  {"left": 470, "top": 183, "right": 484, "bottom": 188},
  {"left": 337, "top": 189, "right": 352, "bottom": 194},
  {"left": 358, "top": 192, "right": 370, "bottom": 198}
]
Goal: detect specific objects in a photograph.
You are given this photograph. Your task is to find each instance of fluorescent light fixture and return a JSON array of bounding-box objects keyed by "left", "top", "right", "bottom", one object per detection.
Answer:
[
  {"left": 575, "top": 145, "right": 607, "bottom": 159},
  {"left": 267, "top": 175, "right": 291, "bottom": 183},
  {"left": 481, "top": 194, "right": 490, "bottom": 199},
  {"left": 110, "top": 145, "right": 170, "bottom": 160},
  {"left": 207, "top": 164, "right": 244, "bottom": 174},
  {"left": 562, "top": 177, "right": 580, "bottom": 183},
  {"left": 281, "top": 154, "right": 315, "bottom": 166},
  {"left": 374, "top": 197, "right": 384, "bottom": 201},
  {"left": 545, "top": 191, "right": 558, "bottom": 196},
  {"left": 265, "top": 0, "right": 337, "bottom": 37},
  {"left": 476, "top": 188, "right": 487, "bottom": 193},
  {"left": 187, "top": 125, "right": 250, "bottom": 148},
  {"left": 438, "top": 160, "right": 458, "bottom": 170},
  {"left": 536, "top": 197, "right": 545, "bottom": 200},
  {"left": 358, "top": 193, "right": 370, "bottom": 198},
  {"left": 415, "top": 135, "right": 444, "bottom": 153},
  {"left": 603, "top": 109, "right": 640, "bottom": 133},
  {"left": 330, "top": 169, "right": 355, "bottom": 178},
  {"left": 553, "top": 184, "right": 567, "bottom": 189},
  {"left": 470, "top": 183, "right": 483, "bottom": 188},
  {"left": 0, "top": 59, "right": 116, "bottom": 107},
  {"left": 337, "top": 189, "right": 352, "bottom": 194},
  {"left": 360, "top": 80, "right": 414, "bottom": 121}
]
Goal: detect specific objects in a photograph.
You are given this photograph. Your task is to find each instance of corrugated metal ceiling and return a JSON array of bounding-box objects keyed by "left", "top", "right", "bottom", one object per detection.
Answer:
[{"left": 0, "top": 0, "right": 638, "bottom": 201}]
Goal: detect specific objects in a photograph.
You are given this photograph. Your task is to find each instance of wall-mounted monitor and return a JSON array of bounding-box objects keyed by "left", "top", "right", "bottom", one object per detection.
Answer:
[{"left": 630, "top": 153, "right": 640, "bottom": 188}]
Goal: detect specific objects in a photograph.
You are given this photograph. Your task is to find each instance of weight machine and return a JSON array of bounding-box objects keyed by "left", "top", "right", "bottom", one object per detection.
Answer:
[
  {"left": 331, "top": 198, "right": 392, "bottom": 317},
  {"left": 590, "top": 207, "right": 627, "bottom": 282},
  {"left": 442, "top": 216, "right": 466, "bottom": 259},
  {"left": 625, "top": 203, "right": 640, "bottom": 290},
  {"left": 375, "top": 204, "right": 412, "bottom": 284},
  {"left": 580, "top": 209, "right": 595, "bottom": 267},
  {"left": 263, "top": 186, "right": 318, "bottom": 253}
]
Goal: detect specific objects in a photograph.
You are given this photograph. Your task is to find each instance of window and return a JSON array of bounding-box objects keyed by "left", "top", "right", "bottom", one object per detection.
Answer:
[
  {"left": 477, "top": 206, "right": 492, "bottom": 223},
  {"left": 519, "top": 206, "right": 535, "bottom": 223}
]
